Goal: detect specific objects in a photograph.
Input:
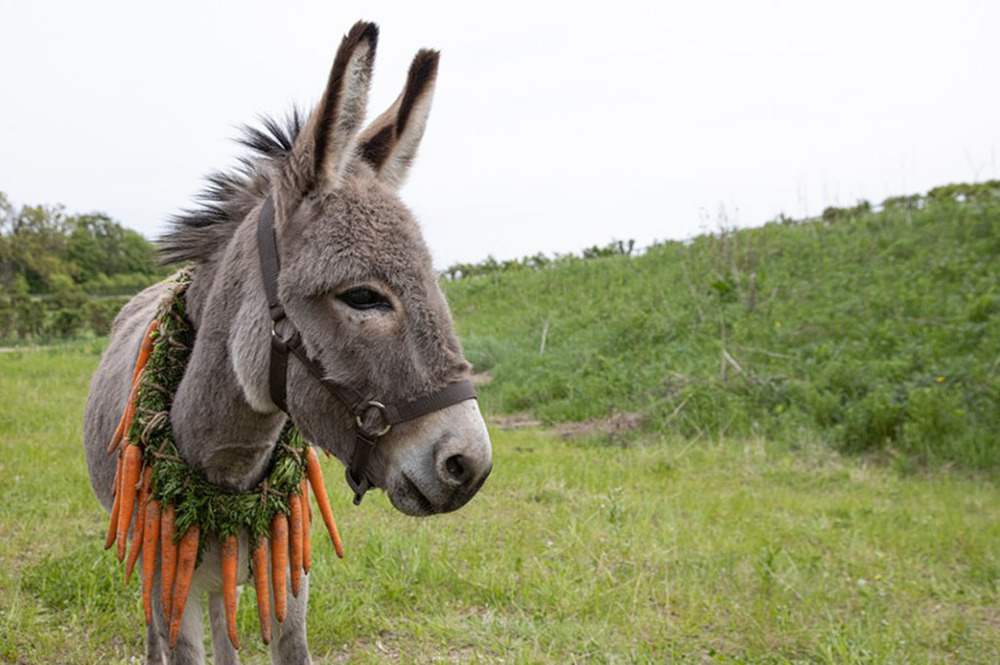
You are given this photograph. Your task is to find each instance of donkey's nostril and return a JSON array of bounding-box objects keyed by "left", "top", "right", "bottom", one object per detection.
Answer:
[{"left": 444, "top": 454, "right": 469, "bottom": 483}]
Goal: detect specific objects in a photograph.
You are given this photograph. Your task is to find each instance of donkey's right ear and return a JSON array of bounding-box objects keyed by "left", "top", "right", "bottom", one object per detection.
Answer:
[{"left": 288, "top": 21, "right": 378, "bottom": 193}]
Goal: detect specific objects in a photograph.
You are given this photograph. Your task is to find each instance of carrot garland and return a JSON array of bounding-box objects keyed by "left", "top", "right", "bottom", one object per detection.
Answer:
[
  {"left": 100, "top": 278, "right": 348, "bottom": 649},
  {"left": 306, "top": 446, "right": 344, "bottom": 558},
  {"left": 169, "top": 525, "right": 200, "bottom": 648},
  {"left": 221, "top": 533, "right": 240, "bottom": 650}
]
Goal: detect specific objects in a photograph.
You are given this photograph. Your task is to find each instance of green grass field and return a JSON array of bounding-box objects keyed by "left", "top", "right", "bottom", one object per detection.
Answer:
[{"left": 1, "top": 345, "right": 997, "bottom": 664}]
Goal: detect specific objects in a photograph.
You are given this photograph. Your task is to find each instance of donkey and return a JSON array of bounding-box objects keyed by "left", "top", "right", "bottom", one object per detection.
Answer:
[{"left": 83, "top": 21, "right": 492, "bottom": 664}]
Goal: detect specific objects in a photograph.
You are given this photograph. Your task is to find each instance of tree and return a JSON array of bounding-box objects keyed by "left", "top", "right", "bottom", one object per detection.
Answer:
[
  {"left": 0, "top": 202, "right": 71, "bottom": 292},
  {"left": 65, "top": 213, "right": 157, "bottom": 286},
  {"left": 0, "top": 191, "right": 160, "bottom": 295}
]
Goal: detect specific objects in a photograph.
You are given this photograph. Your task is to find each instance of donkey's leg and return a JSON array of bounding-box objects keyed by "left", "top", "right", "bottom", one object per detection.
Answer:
[
  {"left": 270, "top": 573, "right": 311, "bottom": 665},
  {"left": 208, "top": 589, "right": 240, "bottom": 665},
  {"left": 143, "top": 557, "right": 167, "bottom": 665},
  {"left": 150, "top": 582, "right": 205, "bottom": 665},
  {"left": 145, "top": 608, "right": 167, "bottom": 665}
]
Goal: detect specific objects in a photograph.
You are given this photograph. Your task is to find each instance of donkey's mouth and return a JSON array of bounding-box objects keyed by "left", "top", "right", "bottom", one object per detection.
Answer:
[
  {"left": 393, "top": 464, "right": 492, "bottom": 516},
  {"left": 398, "top": 473, "right": 435, "bottom": 515}
]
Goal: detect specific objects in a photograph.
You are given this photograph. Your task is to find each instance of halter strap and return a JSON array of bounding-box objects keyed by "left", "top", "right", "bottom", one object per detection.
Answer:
[{"left": 255, "top": 196, "right": 476, "bottom": 504}]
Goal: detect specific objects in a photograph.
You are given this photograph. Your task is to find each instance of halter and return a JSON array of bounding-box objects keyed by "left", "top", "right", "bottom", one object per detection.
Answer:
[{"left": 255, "top": 196, "right": 476, "bottom": 505}]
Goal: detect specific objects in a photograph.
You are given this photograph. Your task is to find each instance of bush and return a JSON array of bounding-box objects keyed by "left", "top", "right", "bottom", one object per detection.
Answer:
[{"left": 837, "top": 385, "right": 906, "bottom": 454}]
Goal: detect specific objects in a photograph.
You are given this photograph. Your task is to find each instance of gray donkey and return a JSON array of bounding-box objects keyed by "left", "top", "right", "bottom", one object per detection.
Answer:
[{"left": 83, "top": 21, "right": 493, "bottom": 665}]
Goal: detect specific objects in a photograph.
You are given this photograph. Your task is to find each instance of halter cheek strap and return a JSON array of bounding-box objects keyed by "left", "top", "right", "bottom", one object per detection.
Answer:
[{"left": 255, "top": 196, "right": 476, "bottom": 505}]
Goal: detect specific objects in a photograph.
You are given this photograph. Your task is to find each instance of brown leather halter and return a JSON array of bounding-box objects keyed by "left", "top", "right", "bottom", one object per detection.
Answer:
[{"left": 255, "top": 196, "right": 476, "bottom": 504}]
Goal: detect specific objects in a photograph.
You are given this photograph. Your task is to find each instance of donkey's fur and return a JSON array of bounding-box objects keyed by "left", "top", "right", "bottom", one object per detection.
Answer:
[{"left": 83, "top": 22, "right": 492, "bottom": 664}]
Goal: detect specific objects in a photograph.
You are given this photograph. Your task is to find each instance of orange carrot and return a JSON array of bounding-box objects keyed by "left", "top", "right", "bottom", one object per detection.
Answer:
[
  {"left": 106, "top": 368, "right": 145, "bottom": 455},
  {"left": 302, "top": 476, "right": 312, "bottom": 523},
  {"left": 169, "top": 524, "right": 200, "bottom": 648},
  {"left": 160, "top": 504, "right": 178, "bottom": 621},
  {"left": 104, "top": 450, "right": 124, "bottom": 550},
  {"left": 124, "top": 466, "right": 153, "bottom": 586},
  {"left": 305, "top": 447, "right": 343, "bottom": 558},
  {"left": 253, "top": 535, "right": 271, "bottom": 645},
  {"left": 106, "top": 408, "right": 127, "bottom": 456},
  {"left": 301, "top": 478, "right": 312, "bottom": 574},
  {"left": 221, "top": 533, "right": 240, "bottom": 650},
  {"left": 141, "top": 498, "right": 161, "bottom": 626},
  {"left": 107, "top": 318, "right": 157, "bottom": 456},
  {"left": 116, "top": 444, "right": 143, "bottom": 562},
  {"left": 132, "top": 319, "right": 158, "bottom": 382},
  {"left": 270, "top": 513, "right": 288, "bottom": 623},
  {"left": 289, "top": 492, "right": 303, "bottom": 597}
]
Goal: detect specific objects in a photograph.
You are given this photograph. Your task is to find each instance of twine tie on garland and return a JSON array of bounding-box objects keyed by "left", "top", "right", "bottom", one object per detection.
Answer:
[{"left": 103, "top": 272, "right": 343, "bottom": 649}]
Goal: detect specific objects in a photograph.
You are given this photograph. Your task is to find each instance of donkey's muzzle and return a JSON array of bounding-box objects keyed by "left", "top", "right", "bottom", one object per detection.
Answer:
[{"left": 430, "top": 437, "right": 493, "bottom": 513}]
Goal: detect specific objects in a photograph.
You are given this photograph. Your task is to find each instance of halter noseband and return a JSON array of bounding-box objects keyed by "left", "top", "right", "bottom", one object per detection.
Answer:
[{"left": 255, "top": 196, "right": 476, "bottom": 505}]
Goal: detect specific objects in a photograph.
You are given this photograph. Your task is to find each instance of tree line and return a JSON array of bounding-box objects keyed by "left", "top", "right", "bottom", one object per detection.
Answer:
[
  {"left": 0, "top": 192, "right": 162, "bottom": 295},
  {"left": 0, "top": 192, "right": 166, "bottom": 342},
  {"left": 443, "top": 181, "right": 1000, "bottom": 281},
  {"left": 442, "top": 239, "right": 637, "bottom": 281}
]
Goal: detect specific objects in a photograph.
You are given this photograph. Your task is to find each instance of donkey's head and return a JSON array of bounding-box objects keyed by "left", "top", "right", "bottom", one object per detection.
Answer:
[{"left": 242, "top": 23, "right": 491, "bottom": 515}]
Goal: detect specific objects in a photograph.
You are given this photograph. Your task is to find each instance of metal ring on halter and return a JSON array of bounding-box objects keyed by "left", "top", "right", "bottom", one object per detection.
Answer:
[{"left": 355, "top": 401, "right": 392, "bottom": 437}]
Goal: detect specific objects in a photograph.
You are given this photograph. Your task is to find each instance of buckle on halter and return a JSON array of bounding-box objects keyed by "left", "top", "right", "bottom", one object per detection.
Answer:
[
  {"left": 345, "top": 468, "right": 371, "bottom": 505},
  {"left": 355, "top": 401, "right": 392, "bottom": 438}
]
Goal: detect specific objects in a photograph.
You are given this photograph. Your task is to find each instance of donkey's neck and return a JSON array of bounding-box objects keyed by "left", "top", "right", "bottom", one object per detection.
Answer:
[{"left": 171, "top": 221, "right": 286, "bottom": 491}]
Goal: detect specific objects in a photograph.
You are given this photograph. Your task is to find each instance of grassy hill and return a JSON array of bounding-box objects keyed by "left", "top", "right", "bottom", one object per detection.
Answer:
[{"left": 445, "top": 182, "right": 1000, "bottom": 471}]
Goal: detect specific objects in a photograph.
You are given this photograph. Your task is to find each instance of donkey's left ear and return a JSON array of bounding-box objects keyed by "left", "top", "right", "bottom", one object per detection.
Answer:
[{"left": 357, "top": 49, "right": 439, "bottom": 189}]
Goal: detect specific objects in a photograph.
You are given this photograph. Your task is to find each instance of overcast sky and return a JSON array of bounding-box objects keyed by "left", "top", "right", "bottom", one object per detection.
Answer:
[{"left": 2, "top": 1, "right": 998, "bottom": 268}]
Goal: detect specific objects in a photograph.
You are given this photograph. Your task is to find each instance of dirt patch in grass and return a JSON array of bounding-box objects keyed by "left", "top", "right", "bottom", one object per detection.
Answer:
[
  {"left": 554, "top": 411, "right": 645, "bottom": 442},
  {"left": 488, "top": 413, "right": 542, "bottom": 429},
  {"left": 488, "top": 411, "right": 645, "bottom": 443}
]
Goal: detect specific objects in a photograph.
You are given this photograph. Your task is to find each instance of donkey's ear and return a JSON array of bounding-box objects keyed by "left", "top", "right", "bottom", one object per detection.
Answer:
[
  {"left": 290, "top": 21, "right": 378, "bottom": 191},
  {"left": 357, "top": 49, "right": 439, "bottom": 189}
]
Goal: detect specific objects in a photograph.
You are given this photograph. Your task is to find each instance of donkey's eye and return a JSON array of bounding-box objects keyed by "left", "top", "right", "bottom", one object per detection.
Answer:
[{"left": 338, "top": 287, "right": 392, "bottom": 311}]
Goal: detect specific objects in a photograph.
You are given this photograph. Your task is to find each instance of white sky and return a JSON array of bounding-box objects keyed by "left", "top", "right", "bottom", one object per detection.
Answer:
[{"left": 2, "top": 1, "right": 998, "bottom": 268}]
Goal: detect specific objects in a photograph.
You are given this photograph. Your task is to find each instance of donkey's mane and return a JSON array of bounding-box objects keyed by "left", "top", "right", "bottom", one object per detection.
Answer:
[{"left": 158, "top": 111, "right": 304, "bottom": 265}]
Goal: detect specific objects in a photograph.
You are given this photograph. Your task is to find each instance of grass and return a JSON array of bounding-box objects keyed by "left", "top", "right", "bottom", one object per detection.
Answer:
[{"left": 1, "top": 346, "right": 998, "bottom": 663}]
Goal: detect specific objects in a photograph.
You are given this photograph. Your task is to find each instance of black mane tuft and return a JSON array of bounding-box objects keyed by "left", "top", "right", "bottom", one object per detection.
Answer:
[{"left": 158, "top": 110, "right": 304, "bottom": 265}]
